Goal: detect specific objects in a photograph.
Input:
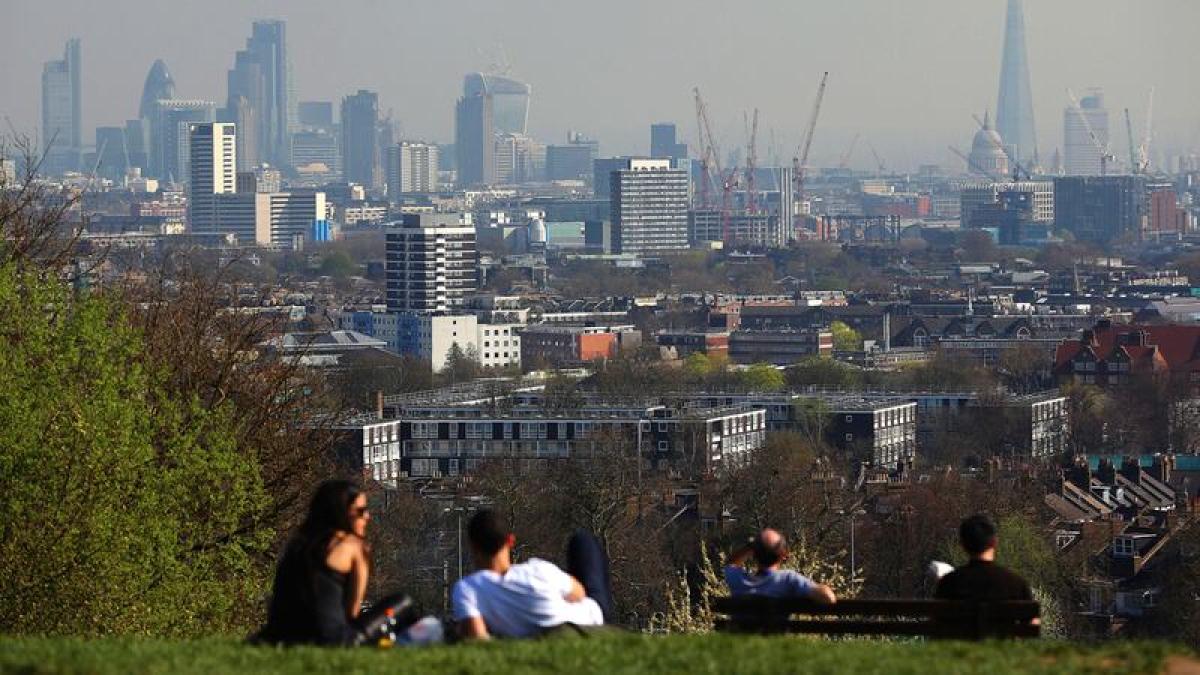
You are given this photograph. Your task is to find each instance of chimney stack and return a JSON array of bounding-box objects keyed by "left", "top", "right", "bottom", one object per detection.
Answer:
[{"left": 375, "top": 390, "right": 385, "bottom": 420}]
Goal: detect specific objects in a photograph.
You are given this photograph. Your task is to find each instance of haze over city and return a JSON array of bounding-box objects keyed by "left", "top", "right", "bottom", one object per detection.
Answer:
[{"left": 3, "top": 0, "right": 1199, "bottom": 169}]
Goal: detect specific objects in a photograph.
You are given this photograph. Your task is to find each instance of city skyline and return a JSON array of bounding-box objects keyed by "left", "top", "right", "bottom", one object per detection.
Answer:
[{"left": 3, "top": 1, "right": 1198, "bottom": 171}]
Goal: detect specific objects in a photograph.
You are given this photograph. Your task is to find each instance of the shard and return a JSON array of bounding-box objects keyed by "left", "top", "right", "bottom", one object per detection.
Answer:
[{"left": 995, "top": 0, "right": 1037, "bottom": 168}]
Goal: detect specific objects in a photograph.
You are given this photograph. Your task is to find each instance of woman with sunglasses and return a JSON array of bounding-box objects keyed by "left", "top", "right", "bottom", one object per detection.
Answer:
[{"left": 258, "top": 480, "right": 373, "bottom": 645}]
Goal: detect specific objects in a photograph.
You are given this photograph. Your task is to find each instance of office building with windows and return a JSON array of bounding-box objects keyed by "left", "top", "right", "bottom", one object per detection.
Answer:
[{"left": 610, "top": 158, "right": 690, "bottom": 255}]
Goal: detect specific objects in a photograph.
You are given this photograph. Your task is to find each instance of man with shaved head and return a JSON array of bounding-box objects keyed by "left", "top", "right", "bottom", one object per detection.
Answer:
[{"left": 725, "top": 528, "right": 837, "bottom": 603}]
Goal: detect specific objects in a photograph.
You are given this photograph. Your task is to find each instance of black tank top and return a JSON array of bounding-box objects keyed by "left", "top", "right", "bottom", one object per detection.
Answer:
[{"left": 261, "top": 540, "right": 358, "bottom": 645}]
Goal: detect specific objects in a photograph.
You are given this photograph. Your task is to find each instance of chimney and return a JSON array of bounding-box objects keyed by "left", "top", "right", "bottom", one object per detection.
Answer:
[
  {"left": 1119, "top": 456, "right": 1141, "bottom": 484},
  {"left": 883, "top": 312, "right": 891, "bottom": 352},
  {"left": 1097, "top": 457, "right": 1116, "bottom": 485},
  {"left": 375, "top": 390, "right": 385, "bottom": 420}
]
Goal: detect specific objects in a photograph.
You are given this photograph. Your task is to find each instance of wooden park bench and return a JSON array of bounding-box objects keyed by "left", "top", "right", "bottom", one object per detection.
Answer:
[{"left": 712, "top": 596, "right": 1040, "bottom": 640}]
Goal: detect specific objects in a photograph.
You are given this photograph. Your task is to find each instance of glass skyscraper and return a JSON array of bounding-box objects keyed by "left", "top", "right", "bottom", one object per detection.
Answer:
[{"left": 995, "top": 0, "right": 1038, "bottom": 168}]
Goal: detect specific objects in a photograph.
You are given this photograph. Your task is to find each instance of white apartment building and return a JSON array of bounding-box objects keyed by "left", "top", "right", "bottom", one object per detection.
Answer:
[
  {"left": 387, "top": 141, "right": 440, "bottom": 196},
  {"left": 385, "top": 213, "right": 477, "bottom": 313}
]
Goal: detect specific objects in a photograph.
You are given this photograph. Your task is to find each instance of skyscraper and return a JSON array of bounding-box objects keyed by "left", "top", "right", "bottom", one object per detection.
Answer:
[
  {"left": 226, "top": 20, "right": 292, "bottom": 167},
  {"left": 463, "top": 73, "right": 530, "bottom": 136},
  {"left": 1064, "top": 90, "right": 1109, "bottom": 176},
  {"left": 341, "top": 90, "right": 380, "bottom": 189},
  {"left": 149, "top": 100, "right": 216, "bottom": 182},
  {"left": 139, "top": 60, "right": 175, "bottom": 121},
  {"left": 455, "top": 91, "right": 494, "bottom": 187},
  {"left": 650, "top": 123, "right": 688, "bottom": 160},
  {"left": 610, "top": 158, "right": 690, "bottom": 255},
  {"left": 995, "top": 0, "right": 1037, "bottom": 168},
  {"left": 187, "top": 123, "right": 236, "bottom": 231},
  {"left": 41, "top": 38, "right": 81, "bottom": 175}
]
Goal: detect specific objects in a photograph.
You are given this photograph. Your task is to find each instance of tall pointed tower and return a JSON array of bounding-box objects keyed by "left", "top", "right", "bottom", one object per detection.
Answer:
[{"left": 995, "top": 0, "right": 1037, "bottom": 168}]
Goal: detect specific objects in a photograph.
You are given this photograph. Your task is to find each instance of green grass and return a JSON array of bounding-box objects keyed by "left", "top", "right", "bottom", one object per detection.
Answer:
[{"left": 0, "top": 634, "right": 1192, "bottom": 675}]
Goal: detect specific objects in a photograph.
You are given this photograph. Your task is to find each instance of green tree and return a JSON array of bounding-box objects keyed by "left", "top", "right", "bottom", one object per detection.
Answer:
[
  {"left": 740, "top": 363, "right": 785, "bottom": 392},
  {"left": 830, "top": 321, "right": 863, "bottom": 352},
  {"left": 786, "top": 356, "right": 863, "bottom": 388},
  {"left": 319, "top": 250, "right": 356, "bottom": 279},
  {"left": 0, "top": 265, "right": 267, "bottom": 636}
]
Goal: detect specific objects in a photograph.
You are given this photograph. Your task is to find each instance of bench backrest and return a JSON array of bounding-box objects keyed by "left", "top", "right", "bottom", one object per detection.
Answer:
[{"left": 712, "top": 597, "right": 1040, "bottom": 639}]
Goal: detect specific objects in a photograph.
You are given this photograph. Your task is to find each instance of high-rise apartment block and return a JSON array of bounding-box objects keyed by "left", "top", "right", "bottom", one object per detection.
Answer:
[
  {"left": 341, "top": 90, "right": 381, "bottom": 190},
  {"left": 187, "top": 122, "right": 236, "bottom": 231},
  {"left": 1064, "top": 90, "right": 1109, "bottom": 176},
  {"left": 41, "top": 38, "right": 82, "bottom": 175},
  {"left": 610, "top": 159, "right": 690, "bottom": 255},
  {"left": 386, "top": 213, "right": 477, "bottom": 313},
  {"left": 386, "top": 141, "right": 439, "bottom": 197}
]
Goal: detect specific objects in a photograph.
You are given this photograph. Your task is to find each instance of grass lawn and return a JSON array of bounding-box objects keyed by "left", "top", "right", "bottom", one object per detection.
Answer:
[{"left": 0, "top": 634, "right": 1193, "bottom": 675}]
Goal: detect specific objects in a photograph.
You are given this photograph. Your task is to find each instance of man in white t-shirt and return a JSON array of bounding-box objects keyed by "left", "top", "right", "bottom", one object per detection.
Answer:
[
  {"left": 452, "top": 509, "right": 612, "bottom": 640},
  {"left": 724, "top": 528, "right": 837, "bottom": 603}
]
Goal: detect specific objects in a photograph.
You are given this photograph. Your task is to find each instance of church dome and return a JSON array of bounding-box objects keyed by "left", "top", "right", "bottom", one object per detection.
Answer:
[{"left": 968, "top": 113, "right": 1010, "bottom": 178}]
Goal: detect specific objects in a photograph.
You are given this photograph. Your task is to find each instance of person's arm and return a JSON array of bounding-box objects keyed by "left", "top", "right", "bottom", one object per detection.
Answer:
[
  {"left": 728, "top": 539, "right": 755, "bottom": 567},
  {"left": 458, "top": 616, "right": 491, "bottom": 640},
  {"left": 564, "top": 576, "right": 587, "bottom": 603},
  {"left": 806, "top": 583, "right": 837, "bottom": 604},
  {"left": 326, "top": 535, "right": 369, "bottom": 619},
  {"left": 451, "top": 580, "right": 491, "bottom": 640}
]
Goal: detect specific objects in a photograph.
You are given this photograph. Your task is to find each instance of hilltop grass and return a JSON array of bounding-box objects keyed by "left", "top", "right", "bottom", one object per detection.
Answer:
[{"left": 0, "top": 634, "right": 1193, "bottom": 675}]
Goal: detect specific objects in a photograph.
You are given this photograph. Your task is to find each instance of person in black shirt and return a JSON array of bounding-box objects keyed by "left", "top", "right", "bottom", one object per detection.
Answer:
[
  {"left": 257, "top": 480, "right": 374, "bottom": 645},
  {"left": 935, "top": 514, "right": 1038, "bottom": 626}
]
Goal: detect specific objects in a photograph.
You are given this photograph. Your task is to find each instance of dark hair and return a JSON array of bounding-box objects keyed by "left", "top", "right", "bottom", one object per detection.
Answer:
[
  {"left": 752, "top": 533, "right": 786, "bottom": 568},
  {"left": 959, "top": 514, "right": 997, "bottom": 556},
  {"left": 467, "top": 509, "right": 511, "bottom": 557},
  {"left": 290, "top": 480, "right": 366, "bottom": 573}
]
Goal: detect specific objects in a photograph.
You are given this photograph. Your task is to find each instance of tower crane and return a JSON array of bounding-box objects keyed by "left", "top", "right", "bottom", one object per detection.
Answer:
[
  {"left": 838, "top": 133, "right": 861, "bottom": 170},
  {"left": 1125, "top": 108, "right": 1139, "bottom": 174},
  {"left": 744, "top": 108, "right": 759, "bottom": 214},
  {"left": 792, "top": 71, "right": 828, "bottom": 234},
  {"left": 693, "top": 88, "right": 722, "bottom": 209},
  {"left": 1139, "top": 87, "right": 1155, "bottom": 174},
  {"left": 1066, "top": 88, "right": 1117, "bottom": 176},
  {"left": 866, "top": 139, "right": 886, "bottom": 175}
]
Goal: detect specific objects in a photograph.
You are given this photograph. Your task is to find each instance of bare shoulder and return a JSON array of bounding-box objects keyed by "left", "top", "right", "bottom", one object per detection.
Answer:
[{"left": 325, "top": 532, "right": 367, "bottom": 571}]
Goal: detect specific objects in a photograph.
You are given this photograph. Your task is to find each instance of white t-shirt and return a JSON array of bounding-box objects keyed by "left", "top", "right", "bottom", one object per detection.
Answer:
[{"left": 451, "top": 558, "right": 604, "bottom": 638}]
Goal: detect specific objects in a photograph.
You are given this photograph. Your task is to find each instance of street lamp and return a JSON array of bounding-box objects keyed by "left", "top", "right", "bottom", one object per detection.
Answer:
[{"left": 838, "top": 508, "right": 867, "bottom": 581}]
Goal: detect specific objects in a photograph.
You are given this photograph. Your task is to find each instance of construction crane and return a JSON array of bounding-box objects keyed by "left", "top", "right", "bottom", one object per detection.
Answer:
[
  {"left": 948, "top": 145, "right": 1002, "bottom": 182},
  {"left": 693, "top": 87, "right": 722, "bottom": 209},
  {"left": 866, "top": 139, "right": 886, "bottom": 175},
  {"left": 1125, "top": 108, "right": 1139, "bottom": 174},
  {"left": 744, "top": 108, "right": 759, "bottom": 214},
  {"left": 1066, "top": 88, "right": 1117, "bottom": 175},
  {"left": 87, "top": 138, "right": 108, "bottom": 190},
  {"left": 792, "top": 71, "right": 828, "bottom": 233},
  {"left": 1139, "top": 87, "right": 1155, "bottom": 174},
  {"left": 838, "top": 133, "right": 861, "bottom": 170}
]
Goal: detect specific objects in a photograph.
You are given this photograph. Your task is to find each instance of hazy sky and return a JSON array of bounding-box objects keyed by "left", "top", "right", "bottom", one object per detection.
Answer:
[{"left": 3, "top": 0, "right": 1198, "bottom": 170}]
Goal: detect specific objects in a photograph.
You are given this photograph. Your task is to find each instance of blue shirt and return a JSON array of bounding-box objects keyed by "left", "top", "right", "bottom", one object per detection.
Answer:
[{"left": 724, "top": 566, "right": 815, "bottom": 598}]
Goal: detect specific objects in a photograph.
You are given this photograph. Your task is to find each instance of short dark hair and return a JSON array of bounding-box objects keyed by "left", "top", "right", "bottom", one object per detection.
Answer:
[
  {"left": 959, "top": 514, "right": 997, "bottom": 555},
  {"left": 751, "top": 533, "right": 787, "bottom": 567},
  {"left": 466, "top": 509, "right": 510, "bottom": 556}
]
